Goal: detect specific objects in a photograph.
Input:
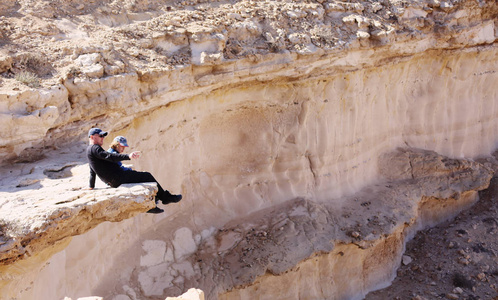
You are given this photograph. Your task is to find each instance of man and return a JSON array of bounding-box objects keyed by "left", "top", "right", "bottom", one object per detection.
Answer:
[{"left": 87, "top": 128, "right": 182, "bottom": 214}]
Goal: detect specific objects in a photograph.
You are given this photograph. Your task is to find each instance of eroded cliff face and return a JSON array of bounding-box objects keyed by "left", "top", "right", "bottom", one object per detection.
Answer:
[
  {"left": 1, "top": 0, "right": 496, "bottom": 163},
  {"left": 0, "top": 0, "right": 497, "bottom": 299}
]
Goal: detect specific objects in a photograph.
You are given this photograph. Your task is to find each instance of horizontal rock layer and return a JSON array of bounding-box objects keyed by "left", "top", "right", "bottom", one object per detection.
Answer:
[
  {"left": 3, "top": 148, "right": 492, "bottom": 300},
  {"left": 0, "top": 46, "right": 497, "bottom": 300},
  {"left": 0, "top": 0, "right": 497, "bottom": 299},
  {"left": 0, "top": 0, "right": 496, "bottom": 164},
  {"left": 193, "top": 148, "right": 494, "bottom": 299}
]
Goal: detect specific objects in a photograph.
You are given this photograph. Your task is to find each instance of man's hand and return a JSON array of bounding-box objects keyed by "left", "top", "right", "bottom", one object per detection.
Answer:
[{"left": 130, "top": 151, "right": 141, "bottom": 159}]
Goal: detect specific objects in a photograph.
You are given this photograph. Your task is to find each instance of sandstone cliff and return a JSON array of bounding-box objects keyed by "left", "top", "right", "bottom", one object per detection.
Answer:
[{"left": 0, "top": 0, "right": 497, "bottom": 299}]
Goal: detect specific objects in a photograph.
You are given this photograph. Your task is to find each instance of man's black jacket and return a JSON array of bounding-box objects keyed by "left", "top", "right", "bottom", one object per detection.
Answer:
[{"left": 87, "top": 144, "right": 130, "bottom": 188}]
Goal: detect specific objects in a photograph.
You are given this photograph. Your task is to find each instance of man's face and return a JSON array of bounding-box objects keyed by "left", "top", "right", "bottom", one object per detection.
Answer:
[{"left": 91, "top": 134, "right": 105, "bottom": 146}]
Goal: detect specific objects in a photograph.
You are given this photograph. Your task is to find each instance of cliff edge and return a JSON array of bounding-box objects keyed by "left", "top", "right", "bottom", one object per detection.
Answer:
[{"left": 0, "top": 144, "right": 157, "bottom": 266}]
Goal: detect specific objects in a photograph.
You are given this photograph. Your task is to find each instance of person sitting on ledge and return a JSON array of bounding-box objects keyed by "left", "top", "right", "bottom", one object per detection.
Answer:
[
  {"left": 87, "top": 128, "right": 182, "bottom": 214},
  {"left": 107, "top": 136, "right": 132, "bottom": 171}
]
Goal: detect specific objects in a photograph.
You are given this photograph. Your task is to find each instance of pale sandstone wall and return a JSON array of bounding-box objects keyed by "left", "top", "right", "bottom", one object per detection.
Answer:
[
  {"left": 125, "top": 48, "right": 498, "bottom": 228},
  {"left": 6, "top": 48, "right": 492, "bottom": 300},
  {"left": 1, "top": 46, "right": 497, "bottom": 300},
  {"left": 0, "top": 0, "right": 497, "bottom": 299}
]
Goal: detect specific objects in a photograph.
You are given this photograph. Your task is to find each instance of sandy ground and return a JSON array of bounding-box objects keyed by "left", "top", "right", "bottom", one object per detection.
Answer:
[{"left": 366, "top": 175, "right": 498, "bottom": 300}]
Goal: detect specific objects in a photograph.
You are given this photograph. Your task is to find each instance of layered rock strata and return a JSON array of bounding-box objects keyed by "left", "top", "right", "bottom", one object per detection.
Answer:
[
  {"left": 0, "top": 0, "right": 496, "bottom": 163},
  {"left": 1, "top": 148, "right": 493, "bottom": 300},
  {"left": 176, "top": 148, "right": 494, "bottom": 299},
  {"left": 0, "top": 0, "right": 497, "bottom": 299}
]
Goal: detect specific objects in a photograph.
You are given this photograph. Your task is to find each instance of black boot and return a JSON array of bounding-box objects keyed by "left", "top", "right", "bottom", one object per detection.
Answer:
[
  {"left": 161, "top": 194, "right": 182, "bottom": 205},
  {"left": 147, "top": 206, "right": 164, "bottom": 214}
]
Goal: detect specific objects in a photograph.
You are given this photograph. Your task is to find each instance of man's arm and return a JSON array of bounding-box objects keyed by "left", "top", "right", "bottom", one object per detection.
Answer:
[
  {"left": 89, "top": 167, "right": 96, "bottom": 189},
  {"left": 91, "top": 145, "right": 130, "bottom": 162}
]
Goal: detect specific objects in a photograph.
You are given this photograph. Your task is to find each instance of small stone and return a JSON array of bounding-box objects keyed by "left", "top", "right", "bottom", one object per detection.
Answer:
[
  {"left": 402, "top": 255, "right": 413, "bottom": 265},
  {"left": 446, "top": 293, "right": 459, "bottom": 299},
  {"left": 477, "top": 273, "right": 486, "bottom": 281},
  {"left": 288, "top": 33, "right": 311, "bottom": 45},
  {"left": 81, "top": 64, "right": 104, "bottom": 78},
  {"left": 440, "top": 1, "right": 453, "bottom": 11},
  {"left": 199, "top": 52, "right": 223, "bottom": 64},
  {"left": 452, "top": 287, "right": 463, "bottom": 294},
  {"left": 427, "top": 0, "right": 440, "bottom": 7},
  {"left": 372, "top": 2, "right": 383, "bottom": 12},
  {"left": 227, "top": 13, "right": 243, "bottom": 21},
  {"left": 356, "top": 31, "right": 370, "bottom": 39},
  {"left": 351, "top": 231, "right": 360, "bottom": 238},
  {"left": 458, "top": 258, "right": 469, "bottom": 265},
  {"left": 448, "top": 241, "right": 455, "bottom": 248}
]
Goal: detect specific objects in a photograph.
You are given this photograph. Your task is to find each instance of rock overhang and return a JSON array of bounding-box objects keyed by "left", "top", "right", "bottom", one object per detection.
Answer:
[{"left": 0, "top": 157, "right": 158, "bottom": 266}]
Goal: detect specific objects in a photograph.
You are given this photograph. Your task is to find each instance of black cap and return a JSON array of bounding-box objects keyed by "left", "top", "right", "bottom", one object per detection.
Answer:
[{"left": 88, "top": 128, "right": 108, "bottom": 137}]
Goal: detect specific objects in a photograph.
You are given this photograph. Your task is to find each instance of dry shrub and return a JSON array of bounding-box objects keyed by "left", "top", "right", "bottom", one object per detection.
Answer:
[
  {"left": 15, "top": 71, "right": 40, "bottom": 88},
  {"left": 16, "top": 53, "right": 53, "bottom": 77}
]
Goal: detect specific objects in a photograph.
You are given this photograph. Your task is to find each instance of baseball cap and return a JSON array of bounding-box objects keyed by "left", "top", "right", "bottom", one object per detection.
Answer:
[
  {"left": 114, "top": 136, "right": 129, "bottom": 147},
  {"left": 88, "top": 128, "right": 108, "bottom": 137}
]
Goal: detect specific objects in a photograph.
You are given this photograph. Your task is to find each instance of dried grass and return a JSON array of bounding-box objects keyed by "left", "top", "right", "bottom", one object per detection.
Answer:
[{"left": 15, "top": 71, "right": 41, "bottom": 88}]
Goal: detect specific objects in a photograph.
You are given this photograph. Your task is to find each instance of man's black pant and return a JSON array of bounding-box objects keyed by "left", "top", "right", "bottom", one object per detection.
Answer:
[{"left": 109, "top": 170, "right": 172, "bottom": 201}]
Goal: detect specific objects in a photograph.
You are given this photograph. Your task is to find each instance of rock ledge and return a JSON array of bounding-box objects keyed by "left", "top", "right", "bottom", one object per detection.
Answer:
[{"left": 0, "top": 159, "right": 157, "bottom": 266}]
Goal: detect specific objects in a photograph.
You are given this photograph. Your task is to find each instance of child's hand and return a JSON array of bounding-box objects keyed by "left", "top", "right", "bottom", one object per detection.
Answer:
[{"left": 130, "top": 151, "right": 141, "bottom": 159}]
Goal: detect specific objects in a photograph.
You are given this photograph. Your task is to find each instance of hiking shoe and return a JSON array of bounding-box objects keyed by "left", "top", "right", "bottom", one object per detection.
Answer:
[
  {"left": 146, "top": 206, "right": 164, "bottom": 214},
  {"left": 161, "top": 194, "right": 182, "bottom": 205}
]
